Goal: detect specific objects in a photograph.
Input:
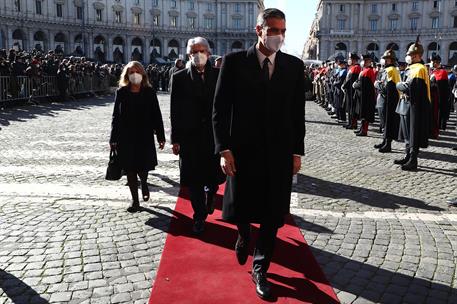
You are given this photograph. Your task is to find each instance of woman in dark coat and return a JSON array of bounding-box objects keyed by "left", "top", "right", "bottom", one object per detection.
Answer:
[{"left": 110, "top": 61, "right": 166, "bottom": 212}]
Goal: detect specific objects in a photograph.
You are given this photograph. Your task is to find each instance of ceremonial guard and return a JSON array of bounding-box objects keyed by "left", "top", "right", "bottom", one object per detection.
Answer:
[
  {"left": 395, "top": 37, "right": 431, "bottom": 171},
  {"left": 333, "top": 59, "right": 348, "bottom": 123},
  {"left": 353, "top": 54, "right": 376, "bottom": 136},
  {"left": 430, "top": 55, "right": 450, "bottom": 134},
  {"left": 374, "top": 49, "right": 401, "bottom": 152},
  {"left": 342, "top": 52, "right": 362, "bottom": 129}
]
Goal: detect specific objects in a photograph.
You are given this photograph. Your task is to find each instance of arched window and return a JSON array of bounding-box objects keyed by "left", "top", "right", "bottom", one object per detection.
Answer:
[
  {"left": 366, "top": 43, "right": 379, "bottom": 61},
  {"left": 449, "top": 42, "right": 457, "bottom": 65},
  {"left": 427, "top": 42, "right": 440, "bottom": 61},
  {"left": 386, "top": 42, "right": 399, "bottom": 51},
  {"left": 168, "top": 39, "right": 180, "bottom": 60},
  {"left": 335, "top": 42, "right": 347, "bottom": 57}
]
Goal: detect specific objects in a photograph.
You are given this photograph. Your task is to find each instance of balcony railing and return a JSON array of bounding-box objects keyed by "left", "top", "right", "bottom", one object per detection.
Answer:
[{"left": 329, "top": 29, "right": 354, "bottom": 35}]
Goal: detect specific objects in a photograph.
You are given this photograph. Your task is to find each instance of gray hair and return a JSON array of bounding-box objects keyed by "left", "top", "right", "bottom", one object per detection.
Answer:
[
  {"left": 186, "top": 37, "right": 210, "bottom": 54},
  {"left": 257, "top": 8, "right": 286, "bottom": 27}
]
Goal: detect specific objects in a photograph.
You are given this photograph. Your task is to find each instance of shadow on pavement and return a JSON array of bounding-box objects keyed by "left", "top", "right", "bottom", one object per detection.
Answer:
[
  {"left": 0, "top": 95, "right": 112, "bottom": 127},
  {"left": 0, "top": 270, "right": 49, "bottom": 304},
  {"left": 306, "top": 244, "right": 457, "bottom": 303},
  {"left": 419, "top": 150, "right": 457, "bottom": 164},
  {"left": 295, "top": 174, "right": 443, "bottom": 211}
]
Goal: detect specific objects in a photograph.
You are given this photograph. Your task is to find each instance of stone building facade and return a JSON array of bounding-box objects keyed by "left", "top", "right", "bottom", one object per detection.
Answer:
[
  {"left": 303, "top": 0, "right": 457, "bottom": 65},
  {"left": 0, "top": 0, "right": 264, "bottom": 63}
]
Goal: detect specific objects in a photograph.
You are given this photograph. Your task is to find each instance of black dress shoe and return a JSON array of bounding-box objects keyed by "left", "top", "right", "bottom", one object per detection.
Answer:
[
  {"left": 394, "top": 153, "right": 410, "bottom": 165},
  {"left": 374, "top": 140, "right": 386, "bottom": 149},
  {"left": 235, "top": 235, "right": 249, "bottom": 265},
  {"left": 252, "top": 271, "right": 272, "bottom": 300},
  {"left": 192, "top": 220, "right": 205, "bottom": 235},
  {"left": 127, "top": 201, "right": 141, "bottom": 213}
]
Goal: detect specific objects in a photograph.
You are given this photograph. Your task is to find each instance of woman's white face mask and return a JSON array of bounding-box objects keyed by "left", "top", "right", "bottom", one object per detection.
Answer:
[{"left": 128, "top": 72, "right": 143, "bottom": 85}]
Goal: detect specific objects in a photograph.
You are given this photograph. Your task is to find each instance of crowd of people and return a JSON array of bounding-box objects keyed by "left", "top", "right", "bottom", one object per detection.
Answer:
[
  {"left": 307, "top": 37, "right": 457, "bottom": 175},
  {"left": 0, "top": 48, "right": 178, "bottom": 101}
]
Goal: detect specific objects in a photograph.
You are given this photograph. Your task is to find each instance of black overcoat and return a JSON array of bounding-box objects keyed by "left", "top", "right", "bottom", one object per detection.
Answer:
[
  {"left": 342, "top": 65, "right": 361, "bottom": 117},
  {"left": 353, "top": 68, "right": 376, "bottom": 122},
  {"left": 110, "top": 85, "right": 165, "bottom": 172},
  {"left": 382, "top": 66, "right": 400, "bottom": 140},
  {"left": 213, "top": 45, "right": 305, "bottom": 227},
  {"left": 170, "top": 64, "right": 225, "bottom": 187}
]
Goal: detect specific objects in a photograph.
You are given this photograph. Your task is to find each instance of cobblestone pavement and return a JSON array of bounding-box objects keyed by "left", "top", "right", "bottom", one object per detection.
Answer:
[
  {"left": 294, "top": 102, "right": 457, "bottom": 304},
  {"left": 0, "top": 95, "right": 456, "bottom": 303}
]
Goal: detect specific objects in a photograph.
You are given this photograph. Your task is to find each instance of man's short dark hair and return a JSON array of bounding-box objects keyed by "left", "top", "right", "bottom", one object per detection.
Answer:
[{"left": 257, "top": 8, "right": 286, "bottom": 27}]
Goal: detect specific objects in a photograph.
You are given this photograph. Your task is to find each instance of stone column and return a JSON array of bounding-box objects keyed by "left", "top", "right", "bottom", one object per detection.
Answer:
[
  {"left": 107, "top": 36, "right": 113, "bottom": 62},
  {"left": 67, "top": 31, "right": 73, "bottom": 55},
  {"left": 6, "top": 26, "right": 12, "bottom": 49},
  {"left": 143, "top": 36, "right": 148, "bottom": 64},
  {"left": 126, "top": 35, "right": 131, "bottom": 61}
]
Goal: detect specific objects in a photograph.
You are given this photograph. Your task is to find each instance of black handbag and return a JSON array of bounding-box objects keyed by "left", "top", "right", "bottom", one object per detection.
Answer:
[{"left": 105, "top": 149, "right": 122, "bottom": 181}]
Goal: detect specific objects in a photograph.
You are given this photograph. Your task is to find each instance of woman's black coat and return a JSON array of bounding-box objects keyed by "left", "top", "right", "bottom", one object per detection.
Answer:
[{"left": 110, "top": 85, "right": 165, "bottom": 172}]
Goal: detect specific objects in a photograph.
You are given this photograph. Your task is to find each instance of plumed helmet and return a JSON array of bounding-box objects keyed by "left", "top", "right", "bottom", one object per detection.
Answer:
[
  {"left": 381, "top": 49, "right": 397, "bottom": 61},
  {"left": 407, "top": 35, "right": 424, "bottom": 56}
]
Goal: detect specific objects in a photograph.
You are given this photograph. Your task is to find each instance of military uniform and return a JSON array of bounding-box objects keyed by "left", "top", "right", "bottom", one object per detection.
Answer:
[{"left": 395, "top": 38, "right": 431, "bottom": 171}]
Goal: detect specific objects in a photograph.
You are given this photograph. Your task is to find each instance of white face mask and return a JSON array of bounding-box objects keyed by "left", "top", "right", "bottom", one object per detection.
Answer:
[
  {"left": 348, "top": 59, "right": 352, "bottom": 66},
  {"left": 262, "top": 29, "right": 284, "bottom": 53},
  {"left": 191, "top": 52, "right": 208, "bottom": 67},
  {"left": 380, "top": 58, "right": 386, "bottom": 66},
  {"left": 405, "top": 55, "right": 412, "bottom": 65},
  {"left": 128, "top": 72, "right": 143, "bottom": 85}
]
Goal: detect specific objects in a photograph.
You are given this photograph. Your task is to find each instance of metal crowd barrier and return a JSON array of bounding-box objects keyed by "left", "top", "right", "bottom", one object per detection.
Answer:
[{"left": 0, "top": 74, "right": 111, "bottom": 104}]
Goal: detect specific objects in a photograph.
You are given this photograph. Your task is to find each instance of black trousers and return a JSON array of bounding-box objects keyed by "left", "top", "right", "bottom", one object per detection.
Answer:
[
  {"left": 237, "top": 222, "right": 278, "bottom": 273},
  {"left": 189, "top": 184, "right": 218, "bottom": 221}
]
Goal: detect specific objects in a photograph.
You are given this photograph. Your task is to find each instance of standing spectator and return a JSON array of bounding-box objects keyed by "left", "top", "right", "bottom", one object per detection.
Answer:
[
  {"left": 56, "top": 64, "right": 69, "bottom": 101},
  {"left": 109, "top": 61, "right": 166, "bottom": 212}
]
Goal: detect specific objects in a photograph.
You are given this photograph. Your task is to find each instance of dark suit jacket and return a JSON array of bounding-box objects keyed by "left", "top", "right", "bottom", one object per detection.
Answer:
[
  {"left": 170, "top": 64, "right": 225, "bottom": 186},
  {"left": 213, "top": 45, "right": 305, "bottom": 226}
]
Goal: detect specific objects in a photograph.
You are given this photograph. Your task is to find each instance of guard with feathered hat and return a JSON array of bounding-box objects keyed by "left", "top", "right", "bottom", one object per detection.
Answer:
[{"left": 395, "top": 35, "right": 431, "bottom": 171}]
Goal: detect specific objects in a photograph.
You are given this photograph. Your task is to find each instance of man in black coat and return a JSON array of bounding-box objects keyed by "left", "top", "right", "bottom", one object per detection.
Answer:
[
  {"left": 170, "top": 37, "right": 225, "bottom": 235},
  {"left": 213, "top": 8, "right": 305, "bottom": 300}
]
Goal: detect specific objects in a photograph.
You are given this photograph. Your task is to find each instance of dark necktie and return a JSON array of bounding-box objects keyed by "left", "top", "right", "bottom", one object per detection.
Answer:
[{"left": 262, "top": 58, "right": 270, "bottom": 82}]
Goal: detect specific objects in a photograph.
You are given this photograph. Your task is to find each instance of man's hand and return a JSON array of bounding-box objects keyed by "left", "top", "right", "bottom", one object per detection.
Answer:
[
  {"left": 293, "top": 155, "right": 301, "bottom": 175},
  {"left": 172, "top": 143, "right": 180, "bottom": 155},
  {"left": 158, "top": 141, "right": 165, "bottom": 150},
  {"left": 220, "top": 150, "right": 236, "bottom": 176}
]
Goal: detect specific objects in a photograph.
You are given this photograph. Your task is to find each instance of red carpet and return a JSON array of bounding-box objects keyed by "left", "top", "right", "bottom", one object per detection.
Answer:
[{"left": 149, "top": 185, "right": 339, "bottom": 303}]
